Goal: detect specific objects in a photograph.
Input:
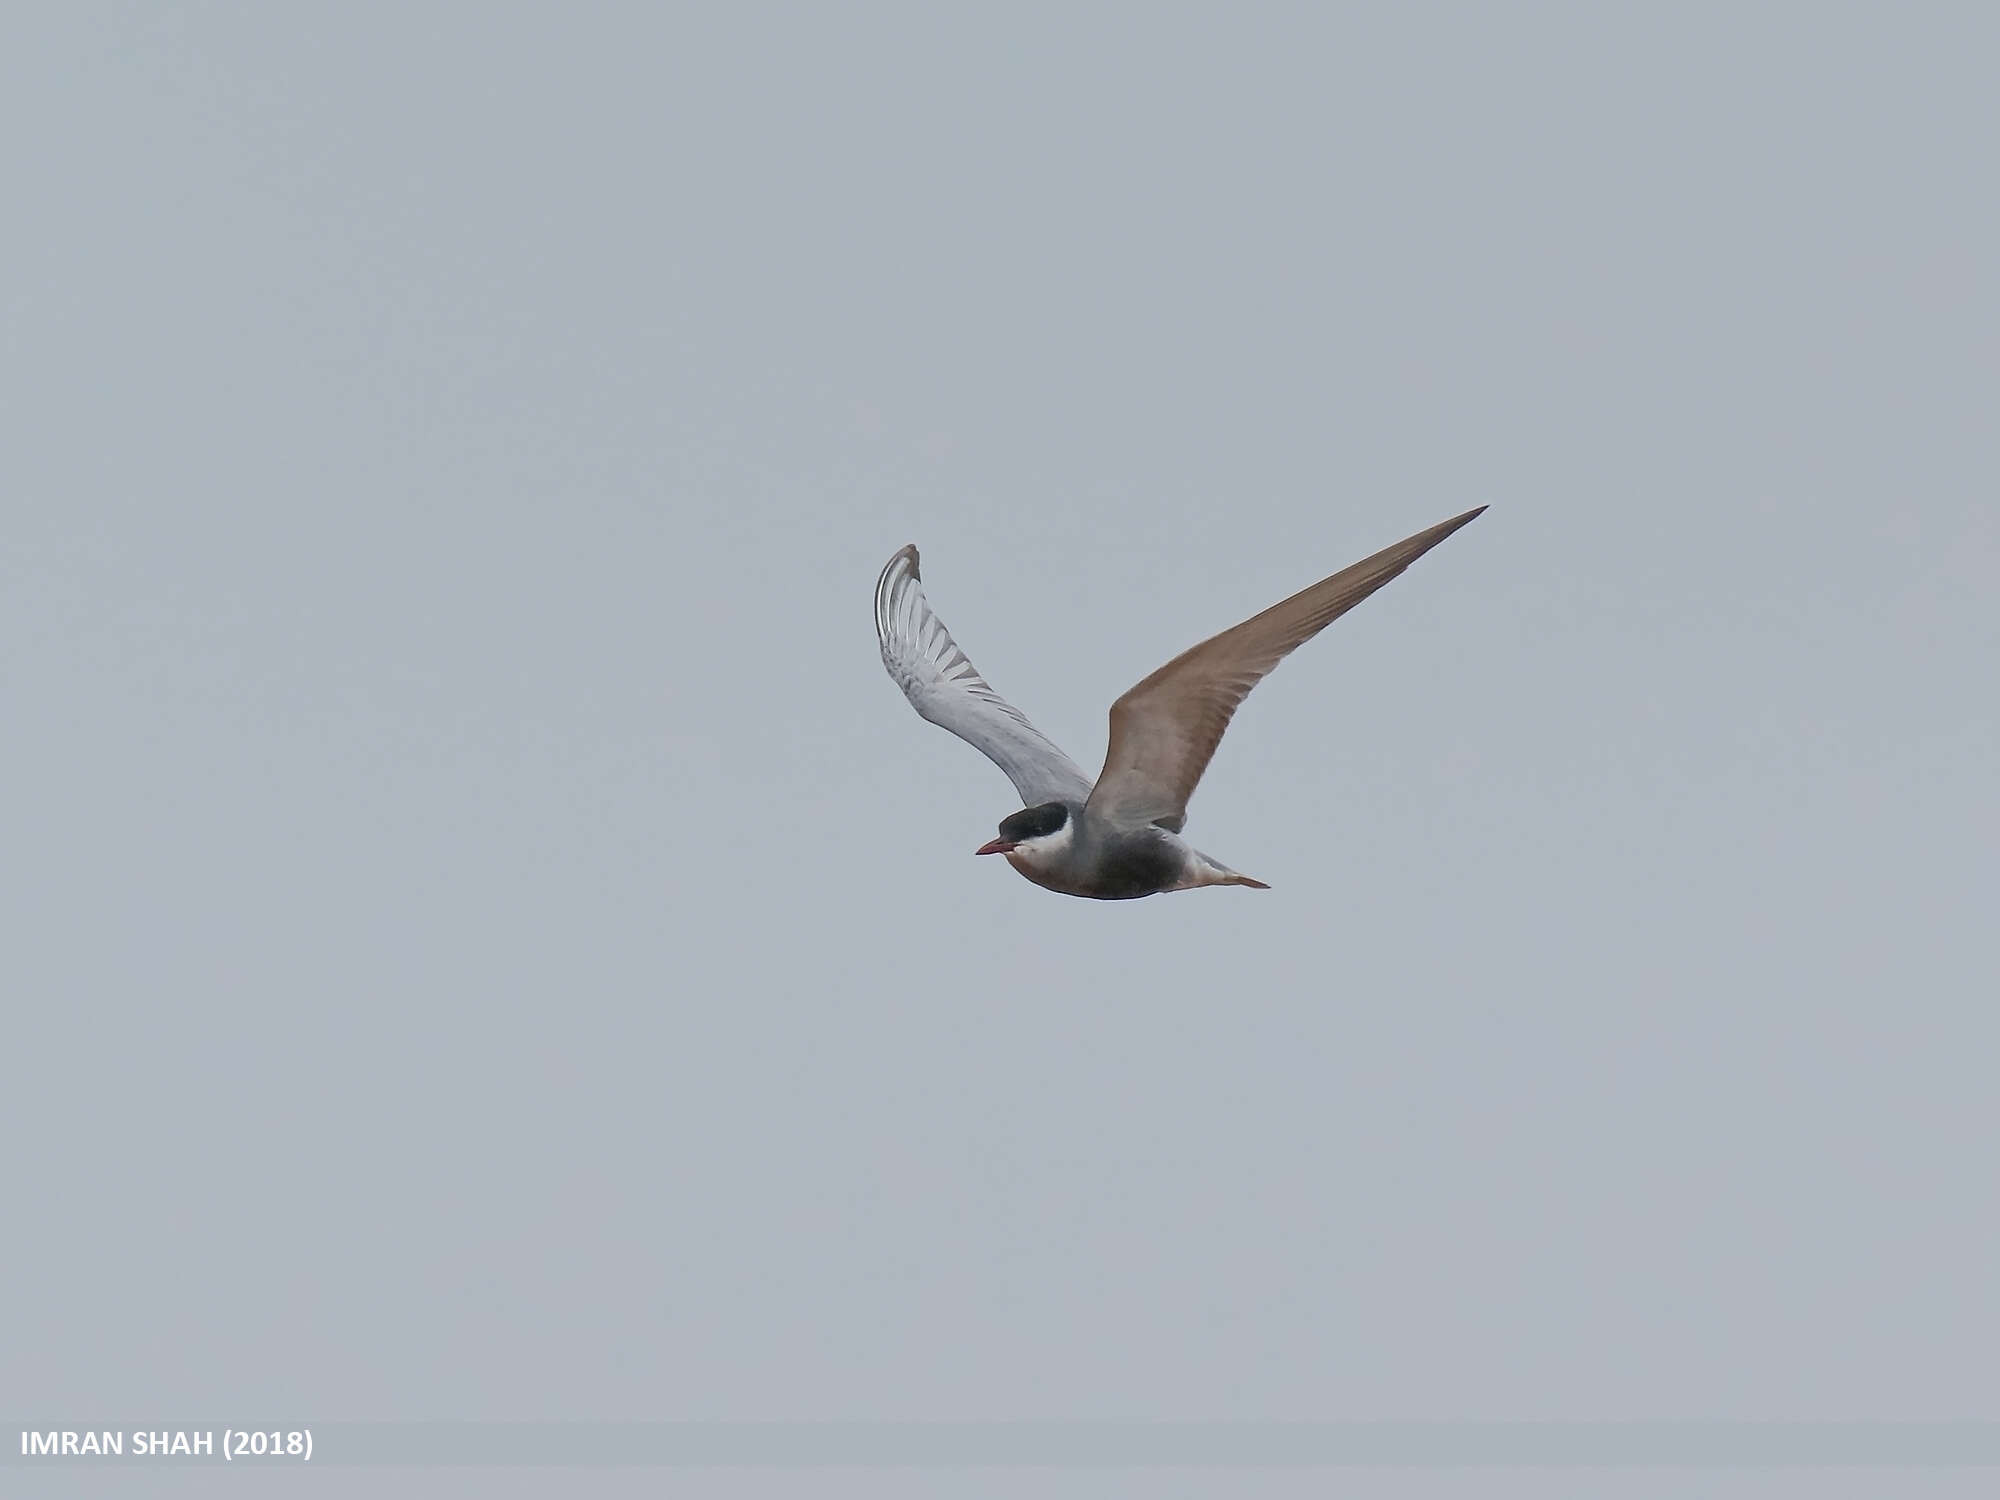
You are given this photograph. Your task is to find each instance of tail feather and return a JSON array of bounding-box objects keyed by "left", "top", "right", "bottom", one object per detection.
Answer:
[{"left": 1188, "top": 851, "right": 1270, "bottom": 890}]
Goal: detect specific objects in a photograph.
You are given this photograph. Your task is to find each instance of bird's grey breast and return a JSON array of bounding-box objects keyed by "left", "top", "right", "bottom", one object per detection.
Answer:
[{"left": 1069, "top": 819, "right": 1189, "bottom": 901}]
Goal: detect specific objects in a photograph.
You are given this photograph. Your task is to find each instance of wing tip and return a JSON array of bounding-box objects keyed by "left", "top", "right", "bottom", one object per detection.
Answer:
[
  {"left": 876, "top": 545, "right": 921, "bottom": 595},
  {"left": 875, "top": 544, "right": 925, "bottom": 639},
  {"left": 1398, "top": 505, "right": 1487, "bottom": 561}
]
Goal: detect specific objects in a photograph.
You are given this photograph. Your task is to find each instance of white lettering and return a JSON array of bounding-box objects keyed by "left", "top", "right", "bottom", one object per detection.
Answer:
[
  {"left": 131, "top": 1431, "right": 209, "bottom": 1456},
  {"left": 47, "top": 1432, "right": 121, "bottom": 1455}
]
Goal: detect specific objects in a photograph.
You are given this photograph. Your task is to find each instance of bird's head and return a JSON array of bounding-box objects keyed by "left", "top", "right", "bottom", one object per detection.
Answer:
[{"left": 976, "top": 802, "right": 1074, "bottom": 866}]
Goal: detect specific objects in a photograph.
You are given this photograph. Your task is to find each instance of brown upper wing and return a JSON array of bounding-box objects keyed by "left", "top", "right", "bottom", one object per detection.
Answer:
[{"left": 1085, "top": 508, "right": 1486, "bottom": 833}]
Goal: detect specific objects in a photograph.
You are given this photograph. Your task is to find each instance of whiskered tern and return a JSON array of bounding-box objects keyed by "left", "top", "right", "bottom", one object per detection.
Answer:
[{"left": 874, "top": 508, "right": 1485, "bottom": 899}]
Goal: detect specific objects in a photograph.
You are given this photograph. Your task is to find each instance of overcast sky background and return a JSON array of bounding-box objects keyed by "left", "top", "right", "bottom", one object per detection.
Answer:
[{"left": 5, "top": 4, "right": 1996, "bottom": 1496}]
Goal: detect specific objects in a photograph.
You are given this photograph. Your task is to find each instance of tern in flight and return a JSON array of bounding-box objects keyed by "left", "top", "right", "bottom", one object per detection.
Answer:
[{"left": 874, "top": 508, "right": 1485, "bottom": 899}]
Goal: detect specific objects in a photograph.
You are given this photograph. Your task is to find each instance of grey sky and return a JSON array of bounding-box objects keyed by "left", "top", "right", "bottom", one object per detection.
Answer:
[{"left": 4, "top": 4, "right": 1996, "bottom": 1496}]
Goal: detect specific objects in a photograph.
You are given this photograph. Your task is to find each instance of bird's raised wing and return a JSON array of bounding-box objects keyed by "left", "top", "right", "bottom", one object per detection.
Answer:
[
  {"left": 1086, "top": 507, "right": 1486, "bottom": 833},
  {"left": 875, "top": 545, "right": 1095, "bottom": 807}
]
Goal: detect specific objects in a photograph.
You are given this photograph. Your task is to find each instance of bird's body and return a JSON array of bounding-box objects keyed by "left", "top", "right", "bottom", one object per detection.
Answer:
[
  {"left": 874, "top": 508, "right": 1485, "bottom": 899},
  {"left": 987, "top": 801, "right": 1262, "bottom": 901}
]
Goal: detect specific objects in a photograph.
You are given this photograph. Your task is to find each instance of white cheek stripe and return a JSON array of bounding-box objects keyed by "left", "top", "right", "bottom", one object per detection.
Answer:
[{"left": 1005, "top": 819, "right": 1076, "bottom": 868}]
